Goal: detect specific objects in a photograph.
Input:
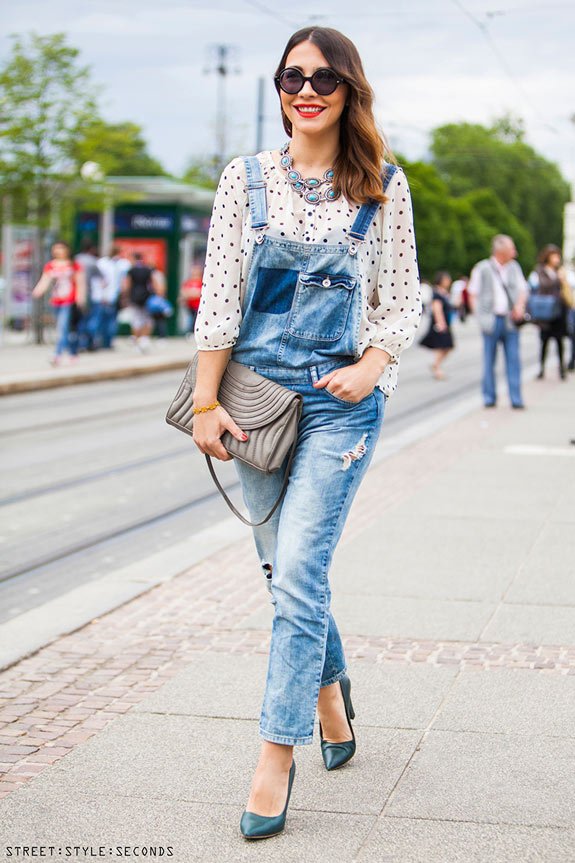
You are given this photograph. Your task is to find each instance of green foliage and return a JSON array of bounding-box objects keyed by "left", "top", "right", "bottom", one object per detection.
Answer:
[
  {"left": 430, "top": 117, "right": 570, "bottom": 251},
  {"left": 181, "top": 156, "right": 221, "bottom": 190},
  {"left": 398, "top": 116, "right": 569, "bottom": 281},
  {"left": 0, "top": 32, "right": 99, "bottom": 226},
  {"left": 0, "top": 31, "right": 167, "bottom": 236},
  {"left": 70, "top": 119, "right": 167, "bottom": 177}
]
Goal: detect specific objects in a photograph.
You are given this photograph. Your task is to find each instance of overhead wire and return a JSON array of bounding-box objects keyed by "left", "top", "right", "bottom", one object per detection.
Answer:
[
  {"left": 241, "top": 0, "right": 299, "bottom": 29},
  {"left": 450, "top": 0, "right": 558, "bottom": 134}
]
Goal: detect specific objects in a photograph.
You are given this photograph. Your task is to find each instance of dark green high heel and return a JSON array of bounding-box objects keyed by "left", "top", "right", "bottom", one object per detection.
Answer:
[
  {"left": 240, "top": 760, "right": 296, "bottom": 840},
  {"left": 319, "top": 674, "right": 356, "bottom": 771}
]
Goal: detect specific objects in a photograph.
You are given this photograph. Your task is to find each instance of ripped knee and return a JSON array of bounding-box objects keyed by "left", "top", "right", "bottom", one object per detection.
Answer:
[
  {"left": 341, "top": 432, "right": 368, "bottom": 471},
  {"left": 262, "top": 562, "right": 273, "bottom": 594}
]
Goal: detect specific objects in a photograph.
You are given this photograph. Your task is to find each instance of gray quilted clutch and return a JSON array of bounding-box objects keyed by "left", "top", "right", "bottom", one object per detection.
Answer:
[{"left": 165, "top": 354, "right": 303, "bottom": 525}]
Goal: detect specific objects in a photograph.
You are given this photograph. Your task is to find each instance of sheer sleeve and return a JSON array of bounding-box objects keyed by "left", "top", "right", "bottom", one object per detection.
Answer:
[{"left": 194, "top": 157, "right": 246, "bottom": 350}]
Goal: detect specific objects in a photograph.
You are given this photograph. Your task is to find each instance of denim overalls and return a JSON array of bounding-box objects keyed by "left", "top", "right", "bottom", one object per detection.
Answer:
[{"left": 232, "top": 155, "right": 395, "bottom": 746}]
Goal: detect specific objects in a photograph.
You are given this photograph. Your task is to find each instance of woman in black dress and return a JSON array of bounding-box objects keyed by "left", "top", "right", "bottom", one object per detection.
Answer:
[
  {"left": 420, "top": 271, "right": 454, "bottom": 379},
  {"left": 528, "top": 245, "right": 570, "bottom": 380}
]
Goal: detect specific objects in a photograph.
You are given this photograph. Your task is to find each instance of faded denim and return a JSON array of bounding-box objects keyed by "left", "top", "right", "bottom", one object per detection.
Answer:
[{"left": 230, "top": 156, "right": 389, "bottom": 745}]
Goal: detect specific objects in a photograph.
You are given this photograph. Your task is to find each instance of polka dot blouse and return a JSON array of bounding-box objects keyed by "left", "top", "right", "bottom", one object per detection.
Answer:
[{"left": 195, "top": 150, "right": 422, "bottom": 397}]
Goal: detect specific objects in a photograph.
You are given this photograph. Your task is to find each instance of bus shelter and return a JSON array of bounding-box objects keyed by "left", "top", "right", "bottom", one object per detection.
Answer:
[{"left": 75, "top": 176, "right": 215, "bottom": 336}]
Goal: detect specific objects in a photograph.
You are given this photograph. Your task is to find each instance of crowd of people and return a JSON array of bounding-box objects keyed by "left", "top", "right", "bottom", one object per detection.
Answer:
[
  {"left": 419, "top": 234, "right": 575, "bottom": 407},
  {"left": 32, "top": 233, "right": 575, "bottom": 404},
  {"left": 31, "top": 241, "right": 197, "bottom": 365}
]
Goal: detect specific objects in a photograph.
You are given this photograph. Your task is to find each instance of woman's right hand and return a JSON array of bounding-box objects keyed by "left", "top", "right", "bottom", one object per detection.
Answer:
[{"left": 192, "top": 405, "right": 248, "bottom": 461}]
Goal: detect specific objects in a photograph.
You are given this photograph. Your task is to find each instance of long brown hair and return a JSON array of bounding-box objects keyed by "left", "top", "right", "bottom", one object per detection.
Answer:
[{"left": 274, "top": 27, "right": 395, "bottom": 205}]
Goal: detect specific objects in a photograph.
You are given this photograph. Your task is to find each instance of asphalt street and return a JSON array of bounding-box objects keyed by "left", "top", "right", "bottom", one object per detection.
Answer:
[{"left": 0, "top": 318, "right": 542, "bottom": 623}]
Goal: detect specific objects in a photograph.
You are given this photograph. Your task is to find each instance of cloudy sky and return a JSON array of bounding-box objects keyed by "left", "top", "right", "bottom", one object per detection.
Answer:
[{"left": 1, "top": 0, "right": 574, "bottom": 183}]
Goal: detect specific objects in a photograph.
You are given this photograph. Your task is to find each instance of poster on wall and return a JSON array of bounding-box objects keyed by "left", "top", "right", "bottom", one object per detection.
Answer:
[
  {"left": 114, "top": 238, "right": 167, "bottom": 276},
  {"left": 9, "top": 228, "right": 36, "bottom": 324}
]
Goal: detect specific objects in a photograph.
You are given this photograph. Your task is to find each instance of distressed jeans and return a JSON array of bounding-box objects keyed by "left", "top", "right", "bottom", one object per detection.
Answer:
[{"left": 234, "top": 361, "right": 386, "bottom": 745}]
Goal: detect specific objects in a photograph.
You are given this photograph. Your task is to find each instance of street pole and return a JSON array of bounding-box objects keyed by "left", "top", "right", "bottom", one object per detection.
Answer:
[
  {"left": 205, "top": 44, "right": 240, "bottom": 176},
  {"left": 1, "top": 194, "right": 14, "bottom": 346},
  {"left": 255, "top": 77, "right": 265, "bottom": 153},
  {"left": 100, "top": 199, "right": 114, "bottom": 256}
]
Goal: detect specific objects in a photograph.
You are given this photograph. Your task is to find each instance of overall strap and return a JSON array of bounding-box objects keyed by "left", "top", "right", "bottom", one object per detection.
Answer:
[
  {"left": 243, "top": 156, "right": 268, "bottom": 231},
  {"left": 349, "top": 163, "right": 398, "bottom": 244}
]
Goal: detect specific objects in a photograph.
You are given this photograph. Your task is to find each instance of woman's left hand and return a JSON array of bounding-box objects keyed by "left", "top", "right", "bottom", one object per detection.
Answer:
[{"left": 313, "top": 362, "right": 381, "bottom": 404}]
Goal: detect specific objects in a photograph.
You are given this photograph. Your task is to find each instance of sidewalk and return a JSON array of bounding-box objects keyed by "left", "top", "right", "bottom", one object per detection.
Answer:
[
  {"left": 0, "top": 374, "right": 574, "bottom": 862},
  {"left": 0, "top": 332, "right": 193, "bottom": 395}
]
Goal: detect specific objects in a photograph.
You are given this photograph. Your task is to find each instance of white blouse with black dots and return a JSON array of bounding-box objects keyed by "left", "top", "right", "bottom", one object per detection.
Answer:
[{"left": 194, "top": 150, "right": 422, "bottom": 396}]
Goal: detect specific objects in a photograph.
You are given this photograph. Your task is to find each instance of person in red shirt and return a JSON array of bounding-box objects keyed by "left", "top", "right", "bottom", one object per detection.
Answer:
[
  {"left": 32, "top": 241, "right": 87, "bottom": 365},
  {"left": 180, "top": 264, "right": 203, "bottom": 337}
]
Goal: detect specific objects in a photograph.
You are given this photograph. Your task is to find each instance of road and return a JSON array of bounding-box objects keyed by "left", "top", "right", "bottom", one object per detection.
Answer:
[{"left": 0, "top": 319, "right": 542, "bottom": 623}]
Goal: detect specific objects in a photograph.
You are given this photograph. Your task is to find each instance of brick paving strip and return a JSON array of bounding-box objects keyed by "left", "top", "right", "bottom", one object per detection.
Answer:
[{"left": 1, "top": 382, "right": 571, "bottom": 799}]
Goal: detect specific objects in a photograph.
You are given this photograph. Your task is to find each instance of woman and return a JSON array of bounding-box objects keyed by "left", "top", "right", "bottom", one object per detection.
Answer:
[
  {"left": 419, "top": 271, "right": 454, "bottom": 379},
  {"left": 192, "top": 27, "right": 421, "bottom": 840},
  {"left": 32, "top": 241, "right": 86, "bottom": 366},
  {"left": 180, "top": 264, "right": 203, "bottom": 338},
  {"left": 529, "top": 245, "right": 571, "bottom": 380}
]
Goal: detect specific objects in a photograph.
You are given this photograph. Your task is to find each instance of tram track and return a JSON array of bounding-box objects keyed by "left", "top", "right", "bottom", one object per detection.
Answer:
[
  {"left": 1, "top": 332, "right": 542, "bottom": 591},
  {"left": 1, "top": 375, "right": 482, "bottom": 586}
]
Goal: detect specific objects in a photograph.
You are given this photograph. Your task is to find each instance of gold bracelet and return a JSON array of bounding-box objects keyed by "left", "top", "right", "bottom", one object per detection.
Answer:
[{"left": 192, "top": 400, "right": 220, "bottom": 415}]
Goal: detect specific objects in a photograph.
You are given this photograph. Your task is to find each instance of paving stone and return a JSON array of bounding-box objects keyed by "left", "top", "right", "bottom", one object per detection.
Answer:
[
  {"left": 331, "top": 515, "right": 536, "bottom": 602},
  {"left": 356, "top": 816, "right": 575, "bottom": 863},
  {"left": 235, "top": 594, "right": 495, "bottom": 641},
  {"left": 0, "top": 787, "right": 376, "bottom": 863},
  {"left": 505, "top": 522, "right": 575, "bottom": 604},
  {"left": 386, "top": 729, "right": 575, "bottom": 827},
  {"left": 481, "top": 603, "right": 575, "bottom": 645},
  {"left": 14, "top": 712, "right": 420, "bottom": 816},
  {"left": 133, "top": 653, "right": 457, "bottom": 732},
  {"left": 133, "top": 652, "right": 268, "bottom": 719},
  {"left": 433, "top": 668, "right": 575, "bottom": 737}
]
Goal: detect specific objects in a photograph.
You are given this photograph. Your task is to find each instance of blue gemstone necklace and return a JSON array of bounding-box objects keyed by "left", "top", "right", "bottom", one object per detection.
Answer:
[{"left": 279, "top": 142, "right": 339, "bottom": 204}]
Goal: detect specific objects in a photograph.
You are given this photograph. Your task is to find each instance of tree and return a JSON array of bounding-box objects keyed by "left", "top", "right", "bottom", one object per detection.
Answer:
[
  {"left": 181, "top": 156, "right": 222, "bottom": 190},
  {"left": 400, "top": 156, "right": 535, "bottom": 279},
  {"left": 430, "top": 117, "right": 570, "bottom": 252},
  {"left": 0, "top": 32, "right": 99, "bottom": 227},
  {"left": 70, "top": 119, "right": 166, "bottom": 177}
]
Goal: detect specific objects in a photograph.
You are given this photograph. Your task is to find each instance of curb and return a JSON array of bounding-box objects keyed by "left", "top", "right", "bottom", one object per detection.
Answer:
[{"left": 0, "top": 358, "right": 191, "bottom": 396}]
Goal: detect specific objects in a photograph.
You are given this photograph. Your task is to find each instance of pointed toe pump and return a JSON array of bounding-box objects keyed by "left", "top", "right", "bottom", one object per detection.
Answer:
[
  {"left": 240, "top": 760, "right": 296, "bottom": 840},
  {"left": 319, "top": 674, "right": 356, "bottom": 771}
]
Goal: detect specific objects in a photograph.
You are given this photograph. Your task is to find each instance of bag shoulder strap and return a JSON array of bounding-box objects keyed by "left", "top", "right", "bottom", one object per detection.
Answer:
[
  {"left": 205, "top": 433, "right": 298, "bottom": 527},
  {"left": 490, "top": 261, "right": 514, "bottom": 312}
]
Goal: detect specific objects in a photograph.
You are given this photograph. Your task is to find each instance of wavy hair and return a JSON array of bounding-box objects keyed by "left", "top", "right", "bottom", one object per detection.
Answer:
[{"left": 274, "top": 27, "right": 395, "bottom": 204}]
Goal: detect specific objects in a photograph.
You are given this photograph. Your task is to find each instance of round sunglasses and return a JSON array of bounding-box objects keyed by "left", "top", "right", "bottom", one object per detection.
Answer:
[{"left": 275, "top": 67, "right": 346, "bottom": 97}]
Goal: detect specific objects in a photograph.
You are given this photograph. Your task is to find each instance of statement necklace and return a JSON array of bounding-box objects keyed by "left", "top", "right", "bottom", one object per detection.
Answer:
[{"left": 279, "top": 142, "right": 339, "bottom": 204}]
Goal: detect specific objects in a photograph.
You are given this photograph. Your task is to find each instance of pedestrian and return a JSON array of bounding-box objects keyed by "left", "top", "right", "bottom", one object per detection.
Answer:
[
  {"left": 121, "top": 253, "right": 159, "bottom": 353},
  {"left": 180, "top": 265, "right": 203, "bottom": 338},
  {"left": 419, "top": 271, "right": 455, "bottom": 379},
  {"left": 146, "top": 268, "right": 173, "bottom": 343},
  {"left": 32, "top": 240, "right": 86, "bottom": 366},
  {"left": 96, "top": 246, "right": 131, "bottom": 349},
  {"left": 566, "top": 263, "right": 575, "bottom": 372},
  {"left": 74, "top": 242, "right": 102, "bottom": 351},
  {"left": 467, "top": 234, "right": 528, "bottom": 409},
  {"left": 528, "top": 244, "right": 571, "bottom": 380},
  {"left": 191, "top": 26, "right": 422, "bottom": 840},
  {"left": 451, "top": 274, "right": 470, "bottom": 322}
]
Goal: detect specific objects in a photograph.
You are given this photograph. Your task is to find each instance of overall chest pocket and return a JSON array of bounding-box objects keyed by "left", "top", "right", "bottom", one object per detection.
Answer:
[{"left": 287, "top": 272, "right": 356, "bottom": 342}]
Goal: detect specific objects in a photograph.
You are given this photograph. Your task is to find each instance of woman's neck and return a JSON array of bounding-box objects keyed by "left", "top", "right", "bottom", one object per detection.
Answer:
[{"left": 288, "top": 128, "right": 340, "bottom": 174}]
